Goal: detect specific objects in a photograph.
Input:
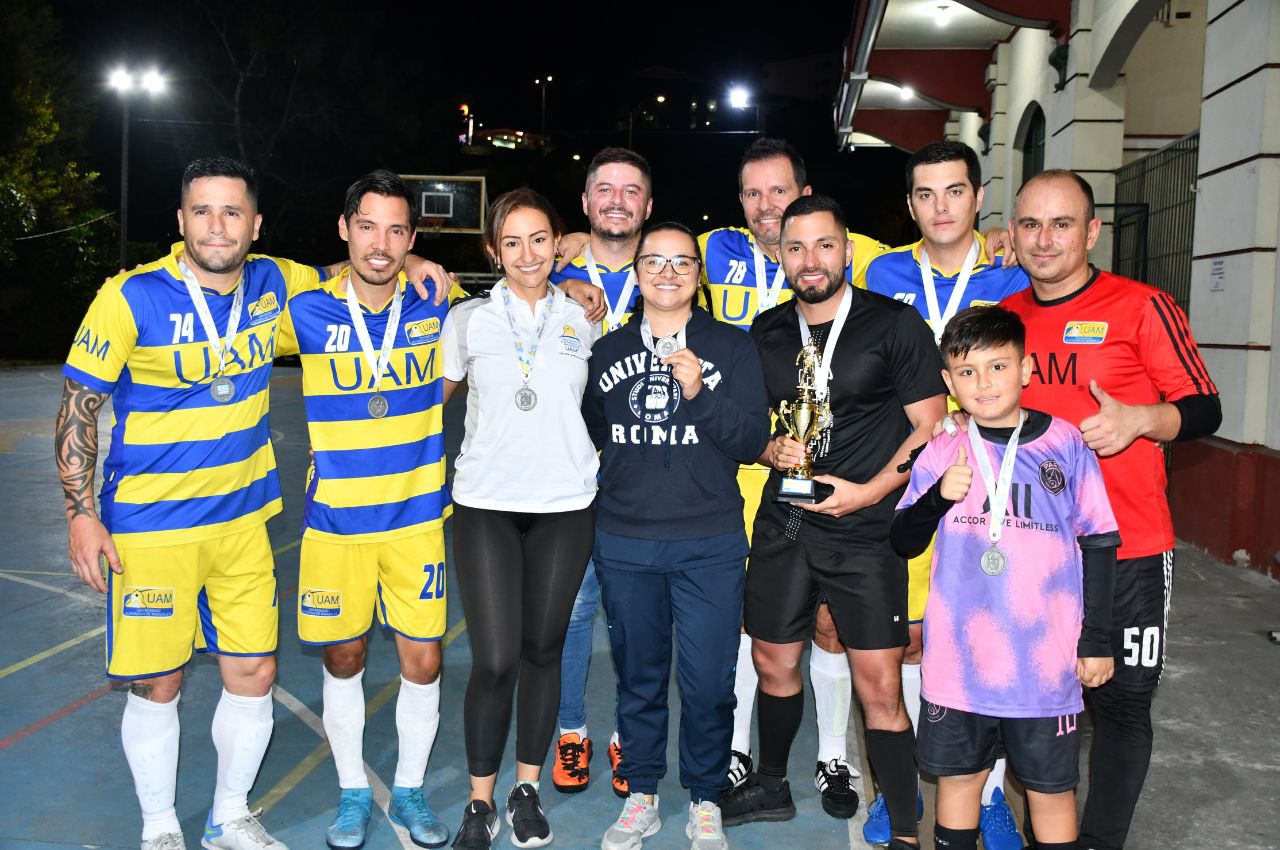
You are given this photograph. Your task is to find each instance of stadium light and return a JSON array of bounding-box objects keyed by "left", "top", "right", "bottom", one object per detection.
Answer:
[{"left": 728, "top": 86, "right": 750, "bottom": 109}]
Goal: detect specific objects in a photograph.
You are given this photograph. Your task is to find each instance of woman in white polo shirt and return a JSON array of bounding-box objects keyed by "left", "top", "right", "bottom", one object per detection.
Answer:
[{"left": 442, "top": 188, "right": 600, "bottom": 850}]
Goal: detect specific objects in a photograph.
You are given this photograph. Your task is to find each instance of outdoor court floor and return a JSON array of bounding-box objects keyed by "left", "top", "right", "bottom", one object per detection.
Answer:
[{"left": 0, "top": 364, "right": 1277, "bottom": 850}]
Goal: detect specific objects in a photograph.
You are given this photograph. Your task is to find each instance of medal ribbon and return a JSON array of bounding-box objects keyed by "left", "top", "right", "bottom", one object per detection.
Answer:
[
  {"left": 967, "top": 412, "right": 1025, "bottom": 546},
  {"left": 918, "top": 237, "right": 980, "bottom": 344},
  {"left": 499, "top": 279, "right": 554, "bottom": 384},
  {"left": 583, "top": 244, "right": 638, "bottom": 332},
  {"left": 178, "top": 259, "right": 244, "bottom": 379},
  {"left": 639, "top": 312, "right": 689, "bottom": 355},
  {"left": 796, "top": 283, "right": 853, "bottom": 403},
  {"left": 345, "top": 275, "right": 404, "bottom": 394},
  {"left": 752, "top": 242, "right": 787, "bottom": 315}
]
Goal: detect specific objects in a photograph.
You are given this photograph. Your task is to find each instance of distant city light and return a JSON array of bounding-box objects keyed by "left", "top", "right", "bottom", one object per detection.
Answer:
[
  {"left": 656, "top": 95, "right": 666, "bottom": 103},
  {"left": 728, "top": 86, "right": 750, "bottom": 109},
  {"left": 572, "top": 154, "right": 581, "bottom": 161},
  {"left": 702, "top": 214, "right": 710, "bottom": 221}
]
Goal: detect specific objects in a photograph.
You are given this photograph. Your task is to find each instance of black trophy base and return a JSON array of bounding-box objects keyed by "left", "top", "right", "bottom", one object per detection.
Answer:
[{"left": 776, "top": 477, "right": 833, "bottom": 504}]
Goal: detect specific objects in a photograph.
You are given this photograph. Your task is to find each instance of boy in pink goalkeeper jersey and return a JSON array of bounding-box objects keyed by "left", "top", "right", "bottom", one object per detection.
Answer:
[{"left": 891, "top": 305, "right": 1120, "bottom": 850}]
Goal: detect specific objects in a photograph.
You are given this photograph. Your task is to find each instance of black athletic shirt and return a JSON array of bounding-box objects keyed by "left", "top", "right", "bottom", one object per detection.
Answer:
[{"left": 749, "top": 286, "right": 946, "bottom": 552}]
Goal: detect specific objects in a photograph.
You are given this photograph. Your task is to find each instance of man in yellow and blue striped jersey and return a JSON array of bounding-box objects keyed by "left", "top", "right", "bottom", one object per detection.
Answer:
[
  {"left": 276, "top": 170, "right": 463, "bottom": 849},
  {"left": 861, "top": 141, "right": 1028, "bottom": 848},
  {"left": 55, "top": 157, "right": 452, "bottom": 850},
  {"left": 56, "top": 156, "right": 315, "bottom": 850}
]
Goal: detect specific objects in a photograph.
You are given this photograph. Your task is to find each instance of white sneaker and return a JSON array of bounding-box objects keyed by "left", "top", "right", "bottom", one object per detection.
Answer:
[
  {"left": 685, "top": 801, "right": 728, "bottom": 850},
  {"left": 201, "top": 809, "right": 289, "bottom": 849},
  {"left": 601, "top": 793, "right": 661, "bottom": 850},
  {"left": 142, "top": 834, "right": 186, "bottom": 850}
]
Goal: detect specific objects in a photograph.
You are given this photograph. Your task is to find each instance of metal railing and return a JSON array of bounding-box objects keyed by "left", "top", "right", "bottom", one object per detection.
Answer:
[{"left": 1112, "top": 131, "right": 1199, "bottom": 314}]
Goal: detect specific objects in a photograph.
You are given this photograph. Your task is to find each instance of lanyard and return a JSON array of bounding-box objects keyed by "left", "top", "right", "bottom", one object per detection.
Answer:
[
  {"left": 640, "top": 312, "right": 689, "bottom": 357},
  {"left": 499, "top": 279, "right": 554, "bottom": 385},
  {"left": 582, "top": 244, "right": 638, "bottom": 332},
  {"left": 796, "top": 284, "right": 853, "bottom": 403},
  {"left": 967, "top": 412, "right": 1025, "bottom": 546},
  {"left": 752, "top": 242, "right": 787, "bottom": 315},
  {"left": 918, "top": 237, "right": 980, "bottom": 344},
  {"left": 178, "top": 259, "right": 244, "bottom": 377},
  {"left": 345, "top": 276, "right": 403, "bottom": 393}
]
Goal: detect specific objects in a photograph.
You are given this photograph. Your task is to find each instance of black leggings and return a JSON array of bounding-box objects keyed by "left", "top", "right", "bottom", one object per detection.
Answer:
[{"left": 452, "top": 502, "right": 595, "bottom": 777}]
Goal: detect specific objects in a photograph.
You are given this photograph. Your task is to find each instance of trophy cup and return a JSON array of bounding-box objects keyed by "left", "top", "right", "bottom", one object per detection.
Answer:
[{"left": 775, "top": 339, "right": 832, "bottom": 504}]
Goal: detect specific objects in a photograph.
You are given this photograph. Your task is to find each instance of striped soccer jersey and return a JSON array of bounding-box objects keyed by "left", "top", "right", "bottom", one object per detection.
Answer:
[
  {"left": 698, "top": 226, "right": 886, "bottom": 330},
  {"left": 277, "top": 272, "right": 452, "bottom": 543},
  {"left": 62, "top": 243, "right": 320, "bottom": 547},
  {"left": 551, "top": 254, "right": 638, "bottom": 333}
]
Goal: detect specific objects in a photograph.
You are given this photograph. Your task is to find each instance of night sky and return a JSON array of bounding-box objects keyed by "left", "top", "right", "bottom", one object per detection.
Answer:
[{"left": 52, "top": 0, "right": 914, "bottom": 271}]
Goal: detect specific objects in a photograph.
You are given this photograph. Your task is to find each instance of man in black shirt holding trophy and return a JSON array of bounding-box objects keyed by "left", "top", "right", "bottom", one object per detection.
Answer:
[{"left": 720, "top": 195, "right": 946, "bottom": 850}]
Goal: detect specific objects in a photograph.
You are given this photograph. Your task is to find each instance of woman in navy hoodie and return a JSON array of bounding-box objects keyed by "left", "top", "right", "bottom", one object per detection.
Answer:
[{"left": 582, "top": 222, "right": 770, "bottom": 850}]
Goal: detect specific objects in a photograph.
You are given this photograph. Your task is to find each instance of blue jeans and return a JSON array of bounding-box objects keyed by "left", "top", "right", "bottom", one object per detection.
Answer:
[{"left": 557, "top": 560, "right": 601, "bottom": 731}]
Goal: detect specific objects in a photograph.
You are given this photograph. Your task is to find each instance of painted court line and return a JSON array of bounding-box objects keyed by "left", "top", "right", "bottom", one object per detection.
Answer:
[
  {"left": 0, "top": 570, "right": 105, "bottom": 607},
  {"left": 256, "top": 618, "right": 467, "bottom": 825},
  {"left": 0, "top": 624, "right": 105, "bottom": 681},
  {"left": 0, "top": 682, "right": 115, "bottom": 752}
]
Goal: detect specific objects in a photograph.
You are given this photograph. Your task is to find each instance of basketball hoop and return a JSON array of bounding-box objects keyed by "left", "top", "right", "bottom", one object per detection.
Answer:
[{"left": 422, "top": 216, "right": 446, "bottom": 235}]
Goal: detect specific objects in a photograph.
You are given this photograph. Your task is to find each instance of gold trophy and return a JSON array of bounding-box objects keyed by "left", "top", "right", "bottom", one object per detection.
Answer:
[{"left": 775, "top": 338, "right": 832, "bottom": 504}]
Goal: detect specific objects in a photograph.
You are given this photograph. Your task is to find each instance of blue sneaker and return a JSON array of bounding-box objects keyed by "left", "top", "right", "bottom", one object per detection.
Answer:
[
  {"left": 390, "top": 786, "right": 450, "bottom": 849},
  {"left": 326, "top": 787, "right": 373, "bottom": 849},
  {"left": 860, "top": 791, "right": 924, "bottom": 845},
  {"left": 979, "top": 787, "right": 1024, "bottom": 850}
]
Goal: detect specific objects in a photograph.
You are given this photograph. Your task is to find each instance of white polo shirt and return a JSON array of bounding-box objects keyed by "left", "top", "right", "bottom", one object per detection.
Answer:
[{"left": 443, "top": 283, "right": 601, "bottom": 512}]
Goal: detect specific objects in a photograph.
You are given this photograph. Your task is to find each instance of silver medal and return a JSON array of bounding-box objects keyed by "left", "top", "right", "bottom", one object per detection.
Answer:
[
  {"left": 210, "top": 376, "right": 235, "bottom": 403},
  {"left": 654, "top": 335, "right": 679, "bottom": 358},
  {"left": 368, "top": 393, "right": 389, "bottom": 419},
  {"left": 980, "top": 546, "right": 1007, "bottom": 576},
  {"left": 515, "top": 386, "right": 538, "bottom": 411}
]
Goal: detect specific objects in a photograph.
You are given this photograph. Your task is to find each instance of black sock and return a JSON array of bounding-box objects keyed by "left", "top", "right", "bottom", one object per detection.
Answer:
[
  {"left": 934, "top": 825, "right": 978, "bottom": 850},
  {"left": 1036, "top": 842, "right": 1078, "bottom": 850},
  {"left": 865, "top": 727, "right": 918, "bottom": 838},
  {"left": 755, "top": 689, "right": 803, "bottom": 788}
]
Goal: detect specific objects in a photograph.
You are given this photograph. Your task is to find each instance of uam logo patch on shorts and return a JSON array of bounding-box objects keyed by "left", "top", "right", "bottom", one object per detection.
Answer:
[
  {"left": 122, "top": 586, "right": 175, "bottom": 618},
  {"left": 404, "top": 317, "right": 441, "bottom": 345},
  {"left": 1063, "top": 321, "right": 1108, "bottom": 344},
  {"left": 300, "top": 589, "right": 342, "bottom": 617},
  {"left": 246, "top": 292, "right": 281, "bottom": 327}
]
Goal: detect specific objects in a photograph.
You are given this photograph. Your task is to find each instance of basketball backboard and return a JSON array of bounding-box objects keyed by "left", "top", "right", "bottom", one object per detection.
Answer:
[{"left": 399, "top": 174, "right": 487, "bottom": 235}]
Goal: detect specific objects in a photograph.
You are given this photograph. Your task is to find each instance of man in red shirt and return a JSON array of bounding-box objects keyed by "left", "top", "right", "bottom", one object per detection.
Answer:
[{"left": 1001, "top": 170, "right": 1221, "bottom": 850}]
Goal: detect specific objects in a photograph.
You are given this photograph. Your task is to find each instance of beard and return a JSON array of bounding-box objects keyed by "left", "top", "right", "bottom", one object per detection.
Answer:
[
  {"left": 186, "top": 239, "right": 250, "bottom": 275},
  {"left": 355, "top": 253, "right": 402, "bottom": 287},
  {"left": 789, "top": 267, "right": 844, "bottom": 304},
  {"left": 590, "top": 206, "right": 641, "bottom": 241}
]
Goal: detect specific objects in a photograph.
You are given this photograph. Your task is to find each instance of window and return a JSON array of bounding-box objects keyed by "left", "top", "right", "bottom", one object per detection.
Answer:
[{"left": 1019, "top": 102, "right": 1046, "bottom": 183}]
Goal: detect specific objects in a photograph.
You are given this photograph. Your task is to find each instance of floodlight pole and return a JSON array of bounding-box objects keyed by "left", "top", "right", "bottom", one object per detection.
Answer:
[{"left": 119, "top": 97, "right": 129, "bottom": 268}]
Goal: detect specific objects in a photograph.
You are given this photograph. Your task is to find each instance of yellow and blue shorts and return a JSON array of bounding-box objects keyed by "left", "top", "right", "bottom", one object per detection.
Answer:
[
  {"left": 106, "top": 524, "right": 278, "bottom": 679},
  {"left": 908, "top": 538, "right": 934, "bottom": 624},
  {"left": 298, "top": 529, "right": 447, "bottom": 645},
  {"left": 738, "top": 463, "right": 771, "bottom": 545}
]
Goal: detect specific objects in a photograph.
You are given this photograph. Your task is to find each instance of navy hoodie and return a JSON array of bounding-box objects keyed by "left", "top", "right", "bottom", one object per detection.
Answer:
[{"left": 582, "top": 306, "right": 770, "bottom": 541}]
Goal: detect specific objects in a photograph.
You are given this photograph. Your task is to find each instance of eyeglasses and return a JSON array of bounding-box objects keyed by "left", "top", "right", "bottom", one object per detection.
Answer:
[{"left": 637, "top": 254, "right": 699, "bottom": 275}]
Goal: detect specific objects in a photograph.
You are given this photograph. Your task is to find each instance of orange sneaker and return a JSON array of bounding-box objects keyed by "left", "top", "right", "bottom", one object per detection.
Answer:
[
  {"left": 552, "top": 732, "right": 592, "bottom": 792},
  {"left": 608, "top": 739, "right": 629, "bottom": 797}
]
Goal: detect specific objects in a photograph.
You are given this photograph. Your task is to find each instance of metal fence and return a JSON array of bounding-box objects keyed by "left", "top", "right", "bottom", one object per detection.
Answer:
[{"left": 1112, "top": 131, "right": 1200, "bottom": 314}]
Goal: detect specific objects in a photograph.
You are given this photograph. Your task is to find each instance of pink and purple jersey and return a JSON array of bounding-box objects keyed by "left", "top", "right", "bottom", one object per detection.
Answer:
[{"left": 898, "top": 412, "right": 1118, "bottom": 717}]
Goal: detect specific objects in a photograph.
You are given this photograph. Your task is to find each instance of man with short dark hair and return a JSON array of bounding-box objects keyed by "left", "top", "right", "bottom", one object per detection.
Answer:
[
  {"left": 719, "top": 194, "right": 946, "bottom": 850},
  {"left": 862, "top": 140, "right": 1029, "bottom": 849},
  {"left": 275, "top": 170, "right": 459, "bottom": 849},
  {"left": 1001, "top": 169, "right": 1221, "bottom": 850},
  {"left": 547, "top": 146, "right": 654, "bottom": 796}
]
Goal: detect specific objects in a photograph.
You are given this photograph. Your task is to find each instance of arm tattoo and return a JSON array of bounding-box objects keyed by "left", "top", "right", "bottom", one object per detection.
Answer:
[{"left": 55, "top": 377, "right": 108, "bottom": 521}]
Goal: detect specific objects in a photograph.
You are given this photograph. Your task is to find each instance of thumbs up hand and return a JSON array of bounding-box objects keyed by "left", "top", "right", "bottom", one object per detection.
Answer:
[
  {"left": 940, "top": 444, "right": 974, "bottom": 501},
  {"left": 1080, "top": 380, "right": 1147, "bottom": 457}
]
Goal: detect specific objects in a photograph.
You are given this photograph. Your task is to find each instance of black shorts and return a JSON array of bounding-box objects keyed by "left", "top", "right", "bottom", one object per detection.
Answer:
[
  {"left": 744, "top": 520, "right": 907, "bottom": 649},
  {"left": 916, "top": 701, "right": 1081, "bottom": 793},
  {"left": 1109, "top": 551, "right": 1173, "bottom": 692}
]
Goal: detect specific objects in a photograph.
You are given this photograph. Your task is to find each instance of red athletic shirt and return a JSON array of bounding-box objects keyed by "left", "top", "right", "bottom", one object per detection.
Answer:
[{"left": 1002, "top": 268, "right": 1217, "bottom": 559}]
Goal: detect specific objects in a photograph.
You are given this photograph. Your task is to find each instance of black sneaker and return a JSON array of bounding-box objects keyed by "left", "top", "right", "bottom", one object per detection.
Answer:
[
  {"left": 452, "top": 800, "right": 499, "bottom": 849},
  {"left": 718, "top": 772, "right": 796, "bottom": 827},
  {"left": 505, "top": 783, "right": 552, "bottom": 848},
  {"left": 814, "top": 759, "right": 860, "bottom": 819}
]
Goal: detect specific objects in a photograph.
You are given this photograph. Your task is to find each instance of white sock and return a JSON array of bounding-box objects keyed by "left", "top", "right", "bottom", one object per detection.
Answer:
[
  {"left": 122, "top": 691, "right": 182, "bottom": 841},
  {"left": 211, "top": 689, "right": 274, "bottom": 823},
  {"left": 393, "top": 676, "right": 441, "bottom": 789},
  {"left": 901, "top": 663, "right": 922, "bottom": 733},
  {"left": 810, "top": 643, "right": 852, "bottom": 763},
  {"left": 559, "top": 725, "right": 588, "bottom": 740},
  {"left": 982, "top": 758, "right": 1008, "bottom": 805},
  {"left": 731, "top": 634, "right": 757, "bottom": 755},
  {"left": 323, "top": 667, "right": 369, "bottom": 790}
]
